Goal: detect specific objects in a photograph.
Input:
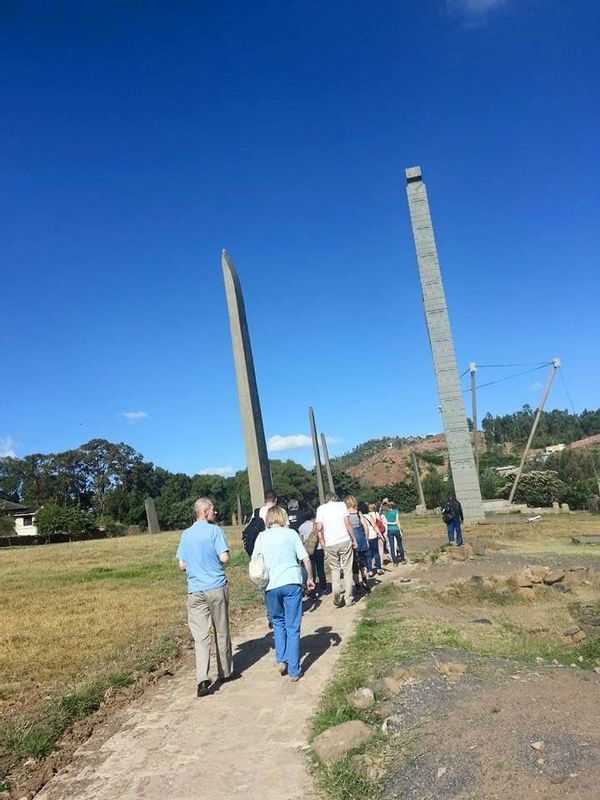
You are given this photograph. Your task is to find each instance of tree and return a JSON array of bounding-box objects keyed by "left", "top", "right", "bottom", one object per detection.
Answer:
[{"left": 501, "top": 470, "right": 565, "bottom": 507}]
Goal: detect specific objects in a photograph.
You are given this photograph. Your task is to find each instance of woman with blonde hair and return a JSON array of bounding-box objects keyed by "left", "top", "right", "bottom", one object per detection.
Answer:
[
  {"left": 364, "top": 503, "right": 385, "bottom": 576},
  {"left": 345, "top": 496, "right": 370, "bottom": 593},
  {"left": 253, "top": 506, "right": 314, "bottom": 681}
]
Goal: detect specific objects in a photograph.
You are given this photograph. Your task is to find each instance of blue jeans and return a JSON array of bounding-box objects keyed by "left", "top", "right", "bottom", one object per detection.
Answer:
[
  {"left": 447, "top": 518, "right": 463, "bottom": 546},
  {"left": 265, "top": 583, "right": 303, "bottom": 677},
  {"left": 387, "top": 531, "right": 405, "bottom": 563},
  {"left": 366, "top": 538, "right": 381, "bottom": 572}
]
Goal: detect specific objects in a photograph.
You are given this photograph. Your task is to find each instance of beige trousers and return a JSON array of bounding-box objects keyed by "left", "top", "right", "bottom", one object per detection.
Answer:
[
  {"left": 187, "top": 584, "right": 233, "bottom": 683},
  {"left": 325, "top": 540, "right": 354, "bottom": 604}
]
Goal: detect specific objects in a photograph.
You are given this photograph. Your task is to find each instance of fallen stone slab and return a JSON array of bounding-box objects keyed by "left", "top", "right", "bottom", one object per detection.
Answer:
[
  {"left": 571, "top": 534, "right": 600, "bottom": 545},
  {"left": 543, "top": 569, "right": 565, "bottom": 585},
  {"left": 312, "top": 720, "right": 373, "bottom": 764}
]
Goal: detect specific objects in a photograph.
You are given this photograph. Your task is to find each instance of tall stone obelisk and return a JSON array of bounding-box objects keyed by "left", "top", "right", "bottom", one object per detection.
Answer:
[
  {"left": 405, "top": 167, "right": 485, "bottom": 522},
  {"left": 308, "top": 407, "right": 325, "bottom": 505},
  {"left": 320, "top": 433, "right": 336, "bottom": 495},
  {"left": 221, "top": 250, "right": 272, "bottom": 510}
]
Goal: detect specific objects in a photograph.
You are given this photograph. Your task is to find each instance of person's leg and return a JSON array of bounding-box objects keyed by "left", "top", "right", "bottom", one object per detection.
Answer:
[
  {"left": 340, "top": 541, "right": 355, "bottom": 605},
  {"left": 446, "top": 520, "right": 455, "bottom": 544},
  {"left": 263, "top": 590, "right": 273, "bottom": 627},
  {"left": 396, "top": 533, "right": 406, "bottom": 562},
  {"left": 326, "top": 545, "right": 342, "bottom": 604},
  {"left": 314, "top": 549, "right": 327, "bottom": 591},
  {"left": 187, "top": 592, "right": 212, "bottom": 684},
  {"left": 378, "top": 536, "right": 385, "bottom": 565},
  {"left": 282, "top": 584, "right": 303, "bottom": 677},
  {"left": 387, "top": 532, "right": 397, "bottom": 564},
  {"left": 456, "top": 521, "right": 463, "bottom": 546},
  {"left": 365, "top": 542, "right": 373, "bottom": 573},
  {"left": 369, "top": 538, "right": 382, "bottom": 571},
  {"left": 206, "top": 585, "right": 233, "bottom": 679},
  {"left": 265, "top": 587, "right": 287, "bottom": 665}
]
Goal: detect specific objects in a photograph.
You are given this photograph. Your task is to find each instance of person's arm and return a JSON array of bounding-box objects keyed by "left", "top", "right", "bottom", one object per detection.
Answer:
[
  {"left": 302, "top": 556, "right": 315, "bottom": 590},
  {"left": 344, "top": 515, "right": 358, "bottom": 548},
  {"left": 459, "top": 502, "right": 464, "bottom": 523},
  {"left": 359, "top": 512, "right": 369, "bottom": 536},
  {"left": 177, "top": 560, "right": 186, "bottom": 571},
  {"left": 215, "top": 527, "right": 230, "bottom": 564},
  {"left": 176, "top": 536, "right": 186, "bottom": 571},
  {"left": 316, "top": 521, "right": 325, "bottom": 548}
]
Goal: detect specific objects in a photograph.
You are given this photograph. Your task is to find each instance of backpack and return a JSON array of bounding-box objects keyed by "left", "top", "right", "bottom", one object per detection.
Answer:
[
  {"left": 242, "top": 509, "right": 265, "bottom": 556},
  {"left": 442, "top": 499, "right": 459, "bottom": 524},
  {"left": 375, "top": 514, "right": 386, "bottom": 536}
]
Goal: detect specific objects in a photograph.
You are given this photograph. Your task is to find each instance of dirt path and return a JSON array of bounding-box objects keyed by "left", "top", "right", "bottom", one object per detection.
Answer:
[{"left": 33, "top": 586, "right": 378, "bottom": 800}]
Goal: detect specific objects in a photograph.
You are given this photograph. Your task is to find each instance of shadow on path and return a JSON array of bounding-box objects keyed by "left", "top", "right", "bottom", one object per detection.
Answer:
[
  {"left": 233, "top": 631, "right": 273, "bottom": 674},
  {"left": 300, "top": 626, "right": 342, "bottom": 674}
]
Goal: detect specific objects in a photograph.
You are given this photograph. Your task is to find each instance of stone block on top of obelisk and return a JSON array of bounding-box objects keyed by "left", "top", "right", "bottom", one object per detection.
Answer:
[
  {"left": 221, "top": 250, "right": 272, "bottom": 511},
  {"left": 404, "top": 167, "right": 485, "bottom": 522}
]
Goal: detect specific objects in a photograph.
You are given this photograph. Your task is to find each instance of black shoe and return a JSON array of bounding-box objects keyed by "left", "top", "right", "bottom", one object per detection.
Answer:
[
  {"left": 219, "top": 671, "right": 242, "bottom": 683},
  {"left": 197, "top": 680, "right": 211, "bottom": 697}
]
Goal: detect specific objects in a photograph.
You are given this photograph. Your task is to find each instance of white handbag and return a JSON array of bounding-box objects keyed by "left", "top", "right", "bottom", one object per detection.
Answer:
[{"left": 248, "top": 533, "right": 270, "bottom": 590}]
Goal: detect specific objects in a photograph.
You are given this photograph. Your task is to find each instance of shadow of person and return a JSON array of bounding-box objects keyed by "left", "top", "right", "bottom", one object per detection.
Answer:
[
  {"left": 300, "top": 625, "right": 342, "bottom": 674},
  {"left": 303, "top": 594, "right": 322, "bottom": 614},
  {"left": 232, "top": 631, "right": 273, "bottom": 674}
]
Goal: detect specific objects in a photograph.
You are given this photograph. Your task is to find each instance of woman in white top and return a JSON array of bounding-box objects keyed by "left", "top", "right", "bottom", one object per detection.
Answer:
[
  {"left": 364, "top": 503, "right": 385, "bottom": 576},
  {"left": 298, "top": 511, "right": 328, "bottom": 596}
]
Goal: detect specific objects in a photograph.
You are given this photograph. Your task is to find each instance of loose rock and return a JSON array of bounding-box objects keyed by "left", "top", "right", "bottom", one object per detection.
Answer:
[
  {"left": 530, "top": 740, "right": 545, "bottom": 752},
  {"left": 312, "top": 720, "right": 373, "bottom": 764},
  {"left": 347, "top": 687, "right": 375, "bottom": 710},
  {"left": 543, "top": 569, "right": 565, "bottom": 585},
  {"left": 436, "top": 661, "right": 467, "bottom": 681}
]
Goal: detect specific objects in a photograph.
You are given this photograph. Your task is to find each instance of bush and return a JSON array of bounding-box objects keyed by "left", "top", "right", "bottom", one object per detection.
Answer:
[
  {"left": 501, "top": 470, "right": 565, "bottom": 507},
  {"left": 35, "top": 503, "right": 97, "bottom": 540},
  {"left": 0, "top": 516, "right": 15, "bottom": 536}
]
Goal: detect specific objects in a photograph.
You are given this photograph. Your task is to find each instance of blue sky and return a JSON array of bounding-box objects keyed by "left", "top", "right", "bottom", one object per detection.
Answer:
[{"left": 1, "top": 0, "right": 598, "bottom": 475}]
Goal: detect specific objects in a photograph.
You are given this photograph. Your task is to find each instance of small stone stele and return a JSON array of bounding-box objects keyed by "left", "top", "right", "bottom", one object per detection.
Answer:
[{"left": 312, "top": 720, "right": 373, "bottom": 765}]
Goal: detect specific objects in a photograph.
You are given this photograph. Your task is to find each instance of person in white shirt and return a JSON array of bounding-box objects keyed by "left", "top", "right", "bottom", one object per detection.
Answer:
[
  {"left": 299, "top": 510, "right": 328, "bottom": 596},
  {"left": 316, "top": 492, "right": 358, "bottom": 607},
  {"left": 259, "top": 489, "right": 278, "bottom": 523}
]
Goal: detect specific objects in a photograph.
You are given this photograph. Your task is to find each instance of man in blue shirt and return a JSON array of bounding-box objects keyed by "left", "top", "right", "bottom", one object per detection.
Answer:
[{"left": 176, "top": 497, "right": 236, "bottom": 697}]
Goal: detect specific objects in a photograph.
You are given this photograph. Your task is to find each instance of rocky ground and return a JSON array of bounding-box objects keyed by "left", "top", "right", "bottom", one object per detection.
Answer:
[{"left": 311, "top": 531, "right": 600, "bottom": 800}]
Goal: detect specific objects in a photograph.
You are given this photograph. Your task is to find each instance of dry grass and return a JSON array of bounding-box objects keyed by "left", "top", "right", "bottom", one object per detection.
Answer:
[{"left": 0, "top": 526, "right": 258, "bottom": 783}]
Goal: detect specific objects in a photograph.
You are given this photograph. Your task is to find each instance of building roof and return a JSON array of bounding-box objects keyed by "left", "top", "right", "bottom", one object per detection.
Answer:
[{"left": 0, "top": 499, "right": 29, "bottom": 513}]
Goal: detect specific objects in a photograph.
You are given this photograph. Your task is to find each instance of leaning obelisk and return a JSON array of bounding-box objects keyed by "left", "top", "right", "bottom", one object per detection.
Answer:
[
  {"left": 221, "top": 250, "right": 272, "bottom": 510},
  {"left": 405, "top": 167, "right": 485, "bottom": 522},
  {"left": 320, "top": 433, "right": 336, "bottom": 495},
  {"left": 308, "top": 407, "right": 325, "bottom": 505}
]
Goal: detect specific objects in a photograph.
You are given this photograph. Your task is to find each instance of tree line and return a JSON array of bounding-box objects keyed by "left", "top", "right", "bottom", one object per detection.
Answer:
[
  {"left": 482, "top": 406, "right": 600, "bottom": 448},
  {"left": 0, "top": 438, "right": 423, "bottom": 536}
]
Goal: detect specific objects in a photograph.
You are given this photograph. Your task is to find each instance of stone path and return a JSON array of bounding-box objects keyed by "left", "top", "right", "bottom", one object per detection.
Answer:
[{"left": 35, "top": 589, "right": 374, "bottom": 800}]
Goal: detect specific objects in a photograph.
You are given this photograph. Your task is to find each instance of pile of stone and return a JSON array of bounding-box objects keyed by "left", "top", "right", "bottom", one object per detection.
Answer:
[
  {"left": 510, "top": 566, "right": 569, "bottom": 598},
  {"left": 444, "top": 540, "right": 487, "bottom": 561}
]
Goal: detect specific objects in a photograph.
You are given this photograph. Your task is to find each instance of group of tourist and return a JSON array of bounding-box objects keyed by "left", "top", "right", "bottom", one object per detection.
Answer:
[{"left": 175, "top": 489, "right": 464, "bottom": 697}]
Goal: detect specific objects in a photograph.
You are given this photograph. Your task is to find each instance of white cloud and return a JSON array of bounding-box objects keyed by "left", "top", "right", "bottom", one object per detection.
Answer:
[
  {"left": 268, "top": 433, "right": 342, "bottom": 453},
  {"left": 447, "top": 0, "right": 508, "bottom": 17},
  {"left": 530, "top": 381, "right": 543, "bottom": 392},
  {"left": 198, "top": 466, "right": 235, "bottom": 477},
  {"left": 120, "top": 410, "right": 150, "bottom": 423},
  {"left": 0, "top": 436, "right": 17, "bottom": 458},
  {"left": 268, "top": 434, "right": 312, "bottom": 452}
]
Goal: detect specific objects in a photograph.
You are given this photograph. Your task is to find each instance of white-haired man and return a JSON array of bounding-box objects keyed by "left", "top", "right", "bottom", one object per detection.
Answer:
[{"left": 176, "top": 497, "right": 238, "bottom": 697}]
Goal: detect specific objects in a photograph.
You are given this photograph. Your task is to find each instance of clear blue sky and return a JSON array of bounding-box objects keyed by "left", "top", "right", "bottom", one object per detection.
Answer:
[{"left": 2, "top": 1, "right": 598, "bottom": 475}]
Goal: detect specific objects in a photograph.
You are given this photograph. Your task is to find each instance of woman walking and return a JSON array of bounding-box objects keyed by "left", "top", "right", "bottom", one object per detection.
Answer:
[
  {"left": 364, "top": 503, "right": 385, "bottom": 576},
  {"left": 381, "top": 501, "right": 406, "bottom": 565},
  {"left": 299, "top": 510, "right": 328, "bottom": 596},
  {"left": 254, "top": 506, "right": 314, "bottom": 681},
  {"left": 345, "top": 496, "right": 370, "bottom": 593}
]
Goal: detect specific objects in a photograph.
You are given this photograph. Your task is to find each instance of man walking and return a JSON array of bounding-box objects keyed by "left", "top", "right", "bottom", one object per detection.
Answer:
[
  {"left": 316, "top": 492, "right": 358, "bottom": 607},
  {"left": 176, "top": 497, "right": 238, "bottom": 697},
  {"left": 442, "top": 493, "right": 464, "bottom": 546}
]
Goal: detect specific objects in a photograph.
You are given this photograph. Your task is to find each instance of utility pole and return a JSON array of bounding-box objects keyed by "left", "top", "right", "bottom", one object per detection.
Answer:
[
  {"left": 469, "top": 362, "right": 479, "bottom": 476},
  {"left": 509, "top": 358, "right": 560, "bottom": 504},
  {"left": 411, "top": 451, "right": 426, "bottom": 508}
]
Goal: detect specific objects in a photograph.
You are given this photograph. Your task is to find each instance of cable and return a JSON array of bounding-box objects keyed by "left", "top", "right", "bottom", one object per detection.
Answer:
[
  {"left": 459, "top": 367, "right": 470, "bottom": 379},
  {"left": 462, "top": 363, "right": 548, "bottom": 393},
  {"left": 476, "top": 362, "right": 550, "bottom": 369}
]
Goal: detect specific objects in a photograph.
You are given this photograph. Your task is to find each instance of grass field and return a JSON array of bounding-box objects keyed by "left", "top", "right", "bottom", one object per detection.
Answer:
[{"left": 0, "top": 526, "right": 257, "bottom": 786}]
